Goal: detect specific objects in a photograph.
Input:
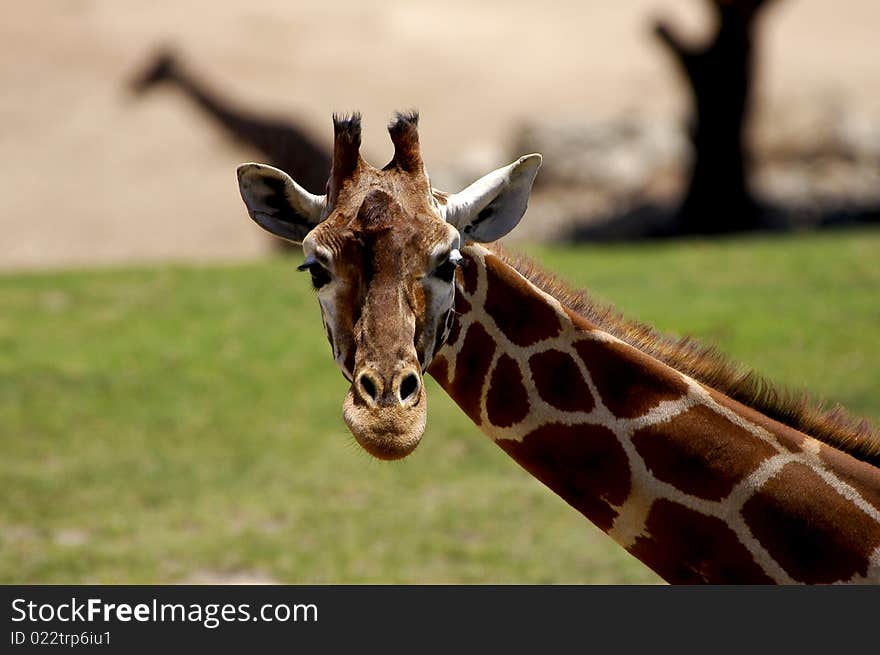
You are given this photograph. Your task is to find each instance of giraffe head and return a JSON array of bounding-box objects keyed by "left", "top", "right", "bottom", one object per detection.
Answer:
[{"left": 237, "top": 112, "right": 540, "bottom": 459}]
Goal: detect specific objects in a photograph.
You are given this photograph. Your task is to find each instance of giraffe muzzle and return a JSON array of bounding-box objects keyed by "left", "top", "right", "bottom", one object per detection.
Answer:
[
  {"left": 342, "top": 367, "right": 428, "bottom": 459},
  {"left": 355, "top": 368, "right": 421, "bottom": 408},
  {"left": 342, "top": 366, "right": 427, "bottom": 460}
]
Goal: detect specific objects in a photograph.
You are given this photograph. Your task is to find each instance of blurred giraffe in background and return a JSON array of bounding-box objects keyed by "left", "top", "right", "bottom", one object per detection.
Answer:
[{"left": 130, "top": 49, "right": 331, "bottom": 196}]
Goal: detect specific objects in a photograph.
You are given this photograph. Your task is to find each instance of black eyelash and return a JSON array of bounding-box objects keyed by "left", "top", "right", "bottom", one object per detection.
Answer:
[{"left": 297, "top": 259, "right": 331, "bottom": 290}]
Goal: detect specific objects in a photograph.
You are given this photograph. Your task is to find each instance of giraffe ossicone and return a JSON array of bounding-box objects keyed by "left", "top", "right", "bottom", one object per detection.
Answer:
[{"left": 237, "top": 111, "right": 880, "bottom": 584}]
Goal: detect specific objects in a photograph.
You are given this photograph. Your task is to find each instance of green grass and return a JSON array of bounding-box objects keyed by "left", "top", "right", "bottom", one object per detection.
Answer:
[{"left": 1, "top": 229, "right": 878, "bottom": 584}]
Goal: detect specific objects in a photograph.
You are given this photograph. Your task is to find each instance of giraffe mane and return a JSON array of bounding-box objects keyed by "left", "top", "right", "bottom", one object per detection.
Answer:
[{"left": 490, "top": 243, "right": 880, "bottom": 468}]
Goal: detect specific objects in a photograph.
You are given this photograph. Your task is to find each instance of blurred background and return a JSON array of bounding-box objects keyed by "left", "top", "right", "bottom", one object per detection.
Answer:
[{"left": 1, "top": 0, "right": 878, "bottom": 583}]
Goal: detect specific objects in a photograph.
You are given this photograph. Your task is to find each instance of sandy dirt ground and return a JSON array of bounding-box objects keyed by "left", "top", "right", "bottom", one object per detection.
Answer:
[{"left": 2, "top": 0, "right": 879, "bottom": 270}]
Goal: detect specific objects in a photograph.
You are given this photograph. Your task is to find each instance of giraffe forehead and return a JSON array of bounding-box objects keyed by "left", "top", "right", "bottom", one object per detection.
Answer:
[
  {"left": 335, "top": 165, "right": 434, "bottom": 218},
  {"left": 314, "top": 217, "right": 453, "bottom": 277},
  {"left": 312, "top": 168, "right": 450, "bottom": 259},
  {"left": 328, "top": 223, "right": 449, "bottom": 276}
]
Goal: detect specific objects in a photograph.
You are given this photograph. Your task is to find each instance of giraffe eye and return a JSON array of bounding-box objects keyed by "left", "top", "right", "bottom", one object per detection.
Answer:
[
  {"left": 297, "top": 258, "right": 331, "bottom": 290},
  {"left": 433, "top": 249, "right": 463, "bottom": 283}
]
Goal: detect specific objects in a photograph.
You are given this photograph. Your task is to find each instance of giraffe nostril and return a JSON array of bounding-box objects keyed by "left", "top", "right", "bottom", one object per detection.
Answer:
[
  {"left": 358, "top": 373, "right": 379, "bottom": 403},
  {"left": 398, "top": 372, "right": 420, "bottom": 404}
]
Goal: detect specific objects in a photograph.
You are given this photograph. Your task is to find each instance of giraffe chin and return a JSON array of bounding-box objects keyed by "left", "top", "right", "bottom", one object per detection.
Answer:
[{"left": 341, "top": 389, "right": 427, "bottom": 460}]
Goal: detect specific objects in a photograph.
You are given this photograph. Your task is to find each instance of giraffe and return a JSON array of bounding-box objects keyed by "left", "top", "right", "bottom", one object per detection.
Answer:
[
  {"left": 131, "top": 49, "right": 331, "bottom": 195},
  {"left": 236, "top": 111, "right": 880, "bottom": 584}
]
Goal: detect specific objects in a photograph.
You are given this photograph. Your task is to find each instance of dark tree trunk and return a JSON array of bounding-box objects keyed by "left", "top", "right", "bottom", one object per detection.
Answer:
[{"left": 656, "top": 0, "right": 776, "bottom": 234}]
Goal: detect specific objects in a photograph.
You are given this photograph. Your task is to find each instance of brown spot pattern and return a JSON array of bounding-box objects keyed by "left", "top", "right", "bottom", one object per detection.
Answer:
[
  {"left": 486, "top": 355, "right": 530, "bottom": 428},
  {"left": 528, "top": 349, "right": 595, "bottom": 413},
  {"left": 630, "top": 500, "right": 775, "bottom": 584},
  {"left": 817, "top": 444, "right": 880, "bottom": 515},
  {"left": 742, "top": 462, "right": 880, "bottom": 583},
  {"left": 459, "top": 255, "right": 479, "bottom": 296},
  {"left": 574, "top": 338, "right": 688, "bottom": 419},
  {"left": 484, "top": 254, "right": 561, "bottom": 347},
  {"left": 632, "top": 405, "right": 779, "bottom": 501},
  {"left": 706, "top": 388, "right": 805, "bottom": 454},
  {"left": 498, "top": 423, "right": 630, "bottom": 531},
  {"left": 444, "top": 294, "right": 471, "bottom": 349},
  {"left": 427, "top": 356, "right": 449, "bottom": 387},
  {"left": 451, "top": 322, "right": 496, "bottom": 424}
]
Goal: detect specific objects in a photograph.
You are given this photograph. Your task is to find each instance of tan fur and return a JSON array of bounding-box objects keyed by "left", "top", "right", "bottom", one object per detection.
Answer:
[{"left": 491, "top": 243, "right": 880, "bottom": 467}]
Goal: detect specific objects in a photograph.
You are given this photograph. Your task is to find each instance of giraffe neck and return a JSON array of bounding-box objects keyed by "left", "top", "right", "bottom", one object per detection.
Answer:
[
  {"left": 150, "top": 60, "right": 330, "bottom": 194},
  {"left": 428, "top": 243, "right": 880, "bottom": 584}
]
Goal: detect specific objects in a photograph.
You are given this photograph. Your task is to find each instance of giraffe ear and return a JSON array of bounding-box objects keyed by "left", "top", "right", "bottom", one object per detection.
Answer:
[
  {"left": 237, "top": 163, "right": 326, "bottom": 244},
  {"left": 442, "top": 154, "right": 542, "bottom": 242}
]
